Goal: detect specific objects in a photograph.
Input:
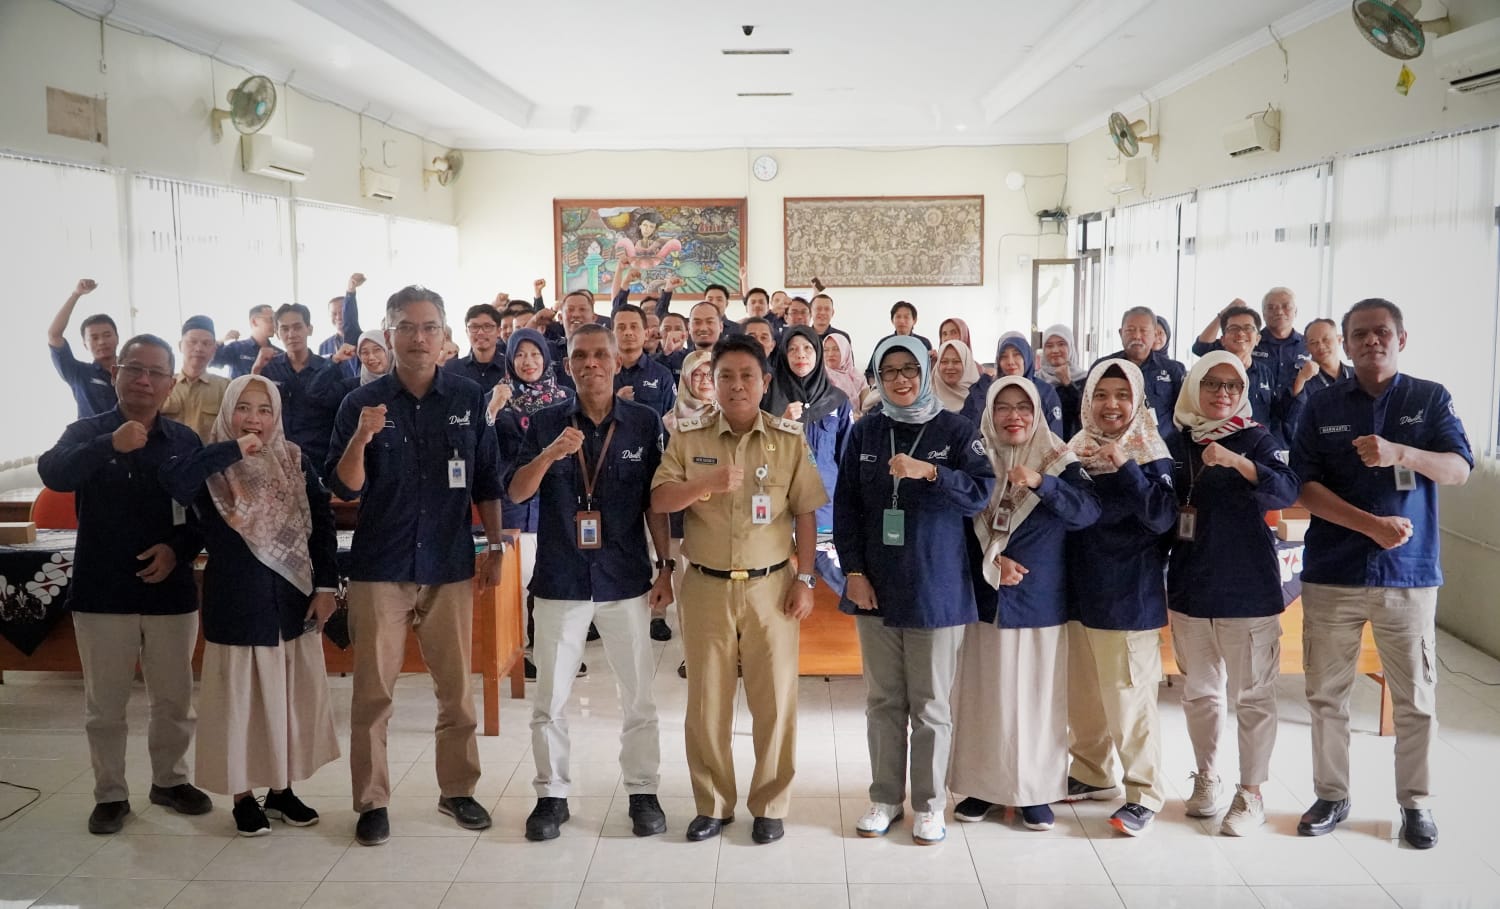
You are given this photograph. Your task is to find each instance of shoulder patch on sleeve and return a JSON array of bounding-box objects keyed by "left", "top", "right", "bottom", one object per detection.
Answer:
[
  {"left": 1273, "top": 449, "right": 1289, "bottom": 464},
  {"left": 971, "top": 439, "right": 986, "bottom": 457}
]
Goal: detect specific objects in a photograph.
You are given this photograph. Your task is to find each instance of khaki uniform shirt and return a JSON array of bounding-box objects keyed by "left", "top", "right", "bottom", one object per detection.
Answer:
[
  {"left": 161, "top": 371, "right": 229, "bottom": 442},
  {"left": 652, "top": 410, "right": 828, "bottom": 571}
]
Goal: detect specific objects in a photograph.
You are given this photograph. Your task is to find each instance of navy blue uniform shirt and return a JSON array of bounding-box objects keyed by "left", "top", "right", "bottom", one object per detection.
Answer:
[
  {"left": 512, "top": 397, "right": 664, "bottom": 602},
  {"left": 1194, "top": 330, "right": 1309, "bottom": 396},
  {"left": 1291, "top": 373, "right": 1472, "bottom": 589},
  {"left": 213, "top": 338, "right": 275, "bottom": 378},
  {"left": 1066, "top": 458, "right": 1177, "bottom": 631},
  {"left": 615, "top": 354, "right": 677, "bottom": 417},
  {"left": 37, "top": 408, "right": 203, "bottom": 615},
  {"left": 261, "top": 353, "right": 338, "bottom": 473},
  {"left": 833, "top": 411, "right": 993, "bottom": 629},
  {"left": 49, "top": 341, "right": 117, "bottom": 419},
  {"left": 327, "top": 369, "right": 503, "bottom": 585},
  {"left": 658, "top": 348, "right": 690, "bottom": 382},
  {"left": 443, "top": 353, "right": 508, "bottom": 396},
  {"left": 494, "top": 409, "right": 538, "bottom": 532},
  {"left": 318, "top": 290, "right": 364, "bottom": 379},
  {"left": 1167, "top": 426, "right": 1300, "bottom": 619}
]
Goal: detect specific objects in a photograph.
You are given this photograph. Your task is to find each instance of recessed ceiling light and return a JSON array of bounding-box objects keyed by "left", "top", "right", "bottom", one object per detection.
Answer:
[{"left": 721, "top": 48, "right": 792, "bottom": 55}]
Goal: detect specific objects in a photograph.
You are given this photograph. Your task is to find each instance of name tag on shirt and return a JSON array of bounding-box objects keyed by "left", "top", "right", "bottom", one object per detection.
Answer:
[
  {"left": 751, "top": 494, "right": 772, "bottom": 524},
  {"left": 172, "top": 501, "right": 187, "bottom": 526},
  {"left": 448, "top": 459, "right": 467, "bottom": 489},
  {"left": 1394, "top": 465, "right": 1417, "bottom": 491}
]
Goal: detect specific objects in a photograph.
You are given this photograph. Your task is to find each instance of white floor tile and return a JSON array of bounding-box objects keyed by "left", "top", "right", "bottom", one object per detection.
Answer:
[
  {"left": 715, "top": 835, "right": 845, "bottom": 883},
  {"left": 440, "top": 881, "right": 582, "bottom": 909},
  {"left": 845, "top": 827, "right": 979, "bottom": 884},
  {"left": 988, "top": 884, "right": 1127, "bottom": 908},
  {"left": 585, "top": 836, "right": 719, "bottom": 883},
  {"left": 70, "top": 835, "right": 230, "bottom": 880},
  {"left": 847, "top": 882, "right": 987, "bottom": 909},
  {"left": 30, "top": 876, "right": 187, "bottom": 909},
  {"left": 323, "top": 835, "right": 475, "bottom": 882},
  {"left": 301, "top": 881, "right": 450, "bottom": 909},
  {"left": 165, "top": 880, "right": 317, "bottom": 909},
  {"left": 575, "top": 882, "right": 715, "bottom": 908},
  {"left": 969, "top": 836, "right": 1109, "bottom": 887},
  {"left": 1252, "top": 885, "right": 1400, "bottom": 908},
  {"left": 1383, "top": 882, "right": 1500, "bottom": 909},
  {"left": 193, "top": 833, "right": 351, "bottom": 881},
  {"left": 712, "top": 882, "right": 850, "bottom": 909},
  {"left": 456, "top": 836, "right": 596, "bottom": 883}
]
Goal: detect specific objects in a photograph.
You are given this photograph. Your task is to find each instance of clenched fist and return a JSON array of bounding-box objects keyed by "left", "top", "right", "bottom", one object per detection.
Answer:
[
  {"left": 75, "top": 278, "right": 98, "bottom": 296},
  {"left": 331, "top": 343, "right": 357, "bottom": 364},
  {"left": 238, "top": 433, "right": 264, "bottom": 457},
  {"left": 112, "top": 420, "right": 148, "bottom": 453},
  {"left": 545, "top": 426, "right": 585, "bottom": 462},
  {"left": 356, "top": 404, "right": 387, "bottom": 442},
  {"left": 251, "top": 346, "right": 278, "bottom": 374},
  {"left": 534, "top": 278, "right": 547, "bottom": 295},
  {"left": 348, "top": 272, "right": 366, "bottom": 291},
  {"left": 705, "top": 465, "right": 744, "bottom": 495}
]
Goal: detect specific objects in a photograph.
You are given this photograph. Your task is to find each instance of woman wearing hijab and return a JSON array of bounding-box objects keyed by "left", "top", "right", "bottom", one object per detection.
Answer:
[
  {"left": 765, "top": 326, "right": 851, "bottom": 534},
  {"left": 161, "top": 376, "right": 340, "bottom": 836},
  {"left": 1062, "top": 360, "right": 1178, "bottom": 835},
  {"left": 822, "top": 333, "right": 867, "bottom": 403},
  {"left": 960, "top": 333, "right": 1065, "bottom": 437},
  {"left": 938, "top": 318, "right": 972, "bottom": 349},
  {"left": 1167, "top": 351, "right": 1299, "bottom": 837},
  {"left": 834, "top": 336, "right": 992, "bottom": 845},
  {"left": 664, "top": 350, "right": 716, "bottom": 678},
  {"left": 950, "top": 377, "right": 1100, "bottom": 832},
  {"left": 308, "top": 329, "right": 391, "bottom": 411},
  {"left": 1037, "top": 324, "right": 1085, "bottom": 439},
  {"left": 933, "top": 339, "right": 981, "bottom": 414},
  {"left": 1154, "top": 316, "right": 1173, "bottom": 353}
]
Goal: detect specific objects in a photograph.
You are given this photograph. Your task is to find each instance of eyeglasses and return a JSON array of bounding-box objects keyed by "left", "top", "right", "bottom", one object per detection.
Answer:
[
  {"left": 1223, "top": 324, "right": 1258, "bottom": 336},
  {"left": 466, "top": 322, "right": 498, "bottom": 334},
  {"left": 117, "top": 364, "right": 174, "bottom": 382},
  {"left": 394, "top": 322, "right": 444, "bottom": 338},
  {"left": 992, "top": 402, "right": 1035, "bottom": 417},
  {"left": 878, "top": 364, "right": 922, "bottom": 381},
  {"left": 1201, "top": 379, "right": 1245, "bottom": 396}
]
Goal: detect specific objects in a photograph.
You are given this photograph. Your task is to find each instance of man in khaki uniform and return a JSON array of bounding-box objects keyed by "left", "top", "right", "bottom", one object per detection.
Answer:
[
  {"left": 652, "top": 335, "right": 827, "bottom": 846},
  {"left": 161, "top": 316, "right": 228, "bottom": 441}
]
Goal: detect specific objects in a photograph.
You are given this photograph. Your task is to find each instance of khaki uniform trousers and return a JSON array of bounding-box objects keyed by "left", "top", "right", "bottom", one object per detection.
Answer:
[
  {"left": 680, "top": 565, "right": 800, "bottom": 819},
  {"left": 1302, "top": 583, "right": 1438, "bottom": 808},
  {"left": 348, "top": 580, "right": 480, "bottom": 812},
  {"left": 1066, "top": 622, "right": 1166, "bottom": 812},
  {"left": 1170, "top": 612, "right": 1283, "bottom": 786}
]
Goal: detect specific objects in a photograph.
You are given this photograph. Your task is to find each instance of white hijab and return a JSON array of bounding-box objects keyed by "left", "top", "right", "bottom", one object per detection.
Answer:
[{"left": 1173, "top": 351, "right": 1257, "bottom": 444}]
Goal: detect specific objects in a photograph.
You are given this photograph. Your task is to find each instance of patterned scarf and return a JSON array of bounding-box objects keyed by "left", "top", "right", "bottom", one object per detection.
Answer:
[
  {"left": 505, "top": 328, "right": 571, "bottom": 420},
  {"left": 666, "top": 350, "right": 717, "bottom": 431},
  {"left": 1068, "top": 359, "right": 1171, "bottom": 474}
]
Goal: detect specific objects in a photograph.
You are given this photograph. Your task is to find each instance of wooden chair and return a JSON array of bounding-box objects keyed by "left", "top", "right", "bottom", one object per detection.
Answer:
[{"left": 29, "top": 488, "right": 76, "bottom": 530}]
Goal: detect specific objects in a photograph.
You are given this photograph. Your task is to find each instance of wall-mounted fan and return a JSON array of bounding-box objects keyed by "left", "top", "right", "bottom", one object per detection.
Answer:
[
  {"left": 211, "top": 75, "right": 277, "bottom": 141},
  {"left": 423, "top": 150, "right": 465, "bottom": 188},
  {"left": 1107, "top": 111, "right": 1158, "bottom": 159},
  {"left": 1351, "top": 0, "right": 1426, "bottom": 59}
]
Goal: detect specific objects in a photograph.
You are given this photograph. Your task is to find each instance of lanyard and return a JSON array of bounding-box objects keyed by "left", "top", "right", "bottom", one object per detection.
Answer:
[
  {"left": 572, "top": 417, "right": 617, "bottom": 511},
  {"left": 888, "top": 423, "right": 930, "bottom": 508}
]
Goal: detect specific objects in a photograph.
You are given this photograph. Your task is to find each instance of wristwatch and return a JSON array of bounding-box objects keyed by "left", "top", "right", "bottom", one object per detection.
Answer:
[
  {"left": 655, "top": 558, "right": 677, "bottom": 570},
  {"left": 796, "top": 572, "right": 817, "bottom": 590}
]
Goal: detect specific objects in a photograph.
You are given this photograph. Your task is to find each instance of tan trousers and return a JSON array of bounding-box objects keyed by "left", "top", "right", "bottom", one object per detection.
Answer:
[
  {"left": 348, "top": 580, "right": 480, "bottom": 812},
  {"left": 1302, "top": 583, "right": 1438, "bottom": 808},
  {"left": 72, "top": 611, "right": 199, "bottom": 804},
  {"left": 679, "top": 566, "right": 800, "bottom": 819},
  {"left": 1170, "top": 612, "right": 1282, "bottom": 786},
  {"left": 1066, "top": 622, "right": 1166, "bottom": 812}
]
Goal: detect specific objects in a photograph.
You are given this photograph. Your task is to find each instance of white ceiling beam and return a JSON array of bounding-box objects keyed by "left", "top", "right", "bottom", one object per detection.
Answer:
[
  {"left": 980, "top": 0, "right": 1157, "bottom": 123},
  {"left": 289, "top": 0, "right": 534, "bottom": 128}
]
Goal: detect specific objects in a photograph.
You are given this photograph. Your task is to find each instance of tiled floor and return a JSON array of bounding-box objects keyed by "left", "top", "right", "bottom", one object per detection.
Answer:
[{"left": 4, "top": 620, "right": 1500, "bottom": 908}]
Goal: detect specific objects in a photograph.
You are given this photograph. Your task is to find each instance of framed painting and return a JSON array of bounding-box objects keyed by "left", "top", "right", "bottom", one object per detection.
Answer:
[
  {"left": 783, "top": 195, "right": 984, "bottom": 287},
  {"left": 553, "top": 199, "right": 747, "bottom": 300}
]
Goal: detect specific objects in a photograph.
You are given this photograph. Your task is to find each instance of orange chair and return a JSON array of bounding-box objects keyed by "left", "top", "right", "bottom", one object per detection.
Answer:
[{"left": 29, "top": 488, "right": 77, "bottom": 530}]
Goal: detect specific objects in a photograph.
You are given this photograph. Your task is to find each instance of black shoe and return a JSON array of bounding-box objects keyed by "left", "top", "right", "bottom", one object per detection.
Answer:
[
  {"left": 263, "top": 787, "right": 319, "bottom": 826},
  {"left": 577, "top": 661, "right": 588, "bottom": 678},
  {"left": 677, "top": 660, "right": 687, "bottom": 679},
  {"left": 149, "top": 783, "right": 213, "bottom": 816},
  {"left": 1061, "top": 776, "right": 1122, "bottom": 802},
  {"left": 524, "top": 656, "right": 537, "bottom": 680},
  {"left": 587, "top": 623, "right": 601, "bottom": 641},
  {"left": 1296, "top": 798, "right": 1350, "bottom": 837},
  {"left": 751, "top": 817, "right": 784, "bottom": 844},
  {"left": 650, "top": 618, "right": 672, "bottom": 642},
  {"left": 439, "top": 795, "right": 492, "bottom": 831},
  {"left": 355, "top": 807, "right": 390, "bottom": 846},
  {"left": 1400, "top": 808, "right": 1437, "bottom": 849},
  {"left": 953, "top": 797, "right": 997, "bottom": 823},
  {"left": 628, "top": 794, "right": 667, "bottom": 837},
  {"left": 685, "top": 814, "right": 732, "bottom": 841},
  {"left": 232, "top": 795, "right": 271, "bottom": 837},
  {"left": 525, "top": 797, "right": 570, "bottom": 841},
  {"left": 87, "top": 800, "right": 130, "bottom": 835}
]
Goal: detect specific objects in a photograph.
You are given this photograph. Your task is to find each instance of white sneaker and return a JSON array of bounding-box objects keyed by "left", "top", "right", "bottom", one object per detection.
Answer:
[
  {"left": 1185, "top": 771, "right": 1224, "bottom": 817},
  {"left": 855, "top": 802, "right": 903, "bottom": 837},
  {"left": 1219, "top": 786, "right": 1265, "bottom": 836},
  {"left": 912, "top": 810, "right": 945, "bottom": 845}
]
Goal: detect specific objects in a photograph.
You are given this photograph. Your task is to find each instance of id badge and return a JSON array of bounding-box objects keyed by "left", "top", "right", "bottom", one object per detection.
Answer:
[
  {"left": 448, "top": 458, "right": 467, "bottom": 489},
  {"left": 751, "top": 494, "right": 772, "bottom": 525},
  {"left": 882, "top": 508, "right": 905, "bottom": 546},
  {"left": 1394, "top": 465, "right": 1417, "bottom": 491},
  {"left": 1177, "top": 505, "right": 1198, "bottom": 542},
  {"left": 575, "top": 510, "right": 602, "bottom": 549},
  {"left": 171, "top": 500, "right": 187, "bottom": 527},
  {"left": 991, "top": 506, "right": 1013, "bottom": 532}
]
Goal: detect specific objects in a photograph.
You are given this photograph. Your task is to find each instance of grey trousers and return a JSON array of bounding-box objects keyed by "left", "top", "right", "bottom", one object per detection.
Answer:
[
  {"left": 856, "top": 617, "right": 965, "bottom": 813},
  {"left": 1303, "top": 583, "right": 1439, "bottom": 808},
  {"left": 1170, "top": 612, "right": 1283, "bottom": 787}
]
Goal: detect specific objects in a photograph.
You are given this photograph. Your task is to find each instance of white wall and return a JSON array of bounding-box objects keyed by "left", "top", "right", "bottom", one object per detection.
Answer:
[
  {"left": 454, "top": 145, "right": 1069, "bottom": 364},
  {"left": 0, "top": 0, "right": 456, "bottom": 224}
]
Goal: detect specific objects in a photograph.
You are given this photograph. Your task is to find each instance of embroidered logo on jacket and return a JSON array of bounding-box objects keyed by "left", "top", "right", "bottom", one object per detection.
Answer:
[
  {"left": 620, "top": 447, "right": 644, "bottom": 461},
  {"left": 925, "top": 445, "right": 951, "bottom": 460},
  {"left": 448, "top": 410, "right": 472, "bottom": 427},
  {"left": 1399, "top": 409, "right": 1425, "bottom": 426}
]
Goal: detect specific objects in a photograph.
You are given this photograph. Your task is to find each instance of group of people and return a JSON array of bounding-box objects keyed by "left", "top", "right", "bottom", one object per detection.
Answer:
[{"left": 40, "top": 272, "right": 1471, "bottom": 855}]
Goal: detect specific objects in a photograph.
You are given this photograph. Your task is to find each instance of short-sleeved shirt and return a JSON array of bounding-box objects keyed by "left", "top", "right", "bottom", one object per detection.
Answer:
[
  {"left": 616, "top": 354, "right": 677, "bottom": 417},
  {"left": 49, "top": 341, "right": 116, "bottom": 419},
  {"left": 652, "top": 410, "right": 828, "bottom": 571},
  {"left": 1291, "top": 373, "right": 1473, "bottom": 589},
  {"left": 161, "top": 371, "right": 229, "bottom": 441}
]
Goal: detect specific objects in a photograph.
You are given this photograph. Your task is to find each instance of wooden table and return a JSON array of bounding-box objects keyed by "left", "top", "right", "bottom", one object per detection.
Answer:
[{"left": 800, "top": 580, "right": 863, "bottom": 676}]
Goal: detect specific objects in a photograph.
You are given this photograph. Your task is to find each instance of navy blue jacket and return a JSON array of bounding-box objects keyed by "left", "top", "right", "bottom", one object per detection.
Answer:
[
  {"left": 494, "top": 409, "right": 538, "bottom": 532},
  {"left": 37, "top": 409, "right": 203, "bottom": 615},
  {"left": 1167, "top": 426, "right": 1300, "bottom": 619},
  {"left": 327, "top": 369, "right": 503, "bottom": 585},
  {"left": 1244, "top": 356, "right": 1303, "bottom": 446},
  {"left": 511, "top": 397, "right": 664, "bottom": 602},
  {"left": 261, "top": 353, "right": 338, "bottom": 474},
  {"left": 1051, "top": 379, "right": 1084, "bottom": 442},
  {"left": 443, "top": 352, "right": 508, "bottom": 396},
  {"left": 1092, "top": 350, "right": 1185, "bottom": 442},
  {"left": 807, "top": 401, "right": 852, "bottom": 533},
  {"left": 1066, "top": 458, "right": 1177, "bottom": 631},
  {"left": 658, "top": 348, "right": 690, "bottom": 382},
  {"left": 834, "top": 411, "right": 993, "bottom": 628},
  {"left": 967, "top": 462, "right": 1100, "bottom": 628},
  {"left": 213, "top": 338, "right": 275, "bottom": 378},
  {"left": 960, "top": 376, "right": 1065, "bottom": 438},
  {"left": 162, "top": 442, "right": 339, "bottom": 646},
  {"left": 616, "top": 354, "right": 677, "bottom": 417},
  {"left": 1285, "top": 364, "right": 1354, "bottom": 441},
  {"left": 49, "top": 341, "right": 117, "bottom": 419},
  {"left": 307, "top": 367, "right": 359, "bottom": 414},
  {"left": 317, "top": 290, "right": 364, "bottom": 380},
  {"left": 1291, "top": 373, "right": 1472, "bottom": 589}
]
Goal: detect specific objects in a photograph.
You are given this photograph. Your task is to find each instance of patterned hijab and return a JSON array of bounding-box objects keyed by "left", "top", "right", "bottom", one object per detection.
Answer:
[
  {"left": 505, "top": 328, "right": 570, "bottom": 417},
  {"left": 766, "top": 326, "right": 847, "bottom": 426},
  {"left": 666, "top": 349, "right": 716, "bottom": 431},
  {"left": 356, "top": 330, "right": 390, "bottom": 386},
  {"left": 1068, "top": 359, "right": 1170, "bottom": 474},
  {"left": 206, "top": 376, "right": 314, "bottom": 595},
  {"left": 824, "top": 333, "right": 867, "bottom": 402},
  {"left": 873, "top": 335, "right": 943, "bottom": 424},
  {"left": 974, "top": 376, "right": 1077, "bottom": 589},
  {"left": 1035, "top": 324, "right": 1083, "bottom": 386},
  {"left": 1174, "top": 350, "right": 1258, "bottom": 444},
  {"left": 932, "top": 340, "right": 980, "bottom": 413}
]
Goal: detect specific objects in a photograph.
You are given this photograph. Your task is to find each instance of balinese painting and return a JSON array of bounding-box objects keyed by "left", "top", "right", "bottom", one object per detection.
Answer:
[
  {"left": 553, "top": 199, "right": 746, "bottom": 299},
  {"left": 783, "top": 196, "right": 984, "bottom": 287}
]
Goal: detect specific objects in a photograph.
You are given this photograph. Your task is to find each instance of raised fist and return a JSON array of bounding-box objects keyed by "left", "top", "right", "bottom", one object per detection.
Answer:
[{"left": 112, "top": 420, "right": 148, "bottom": 453}]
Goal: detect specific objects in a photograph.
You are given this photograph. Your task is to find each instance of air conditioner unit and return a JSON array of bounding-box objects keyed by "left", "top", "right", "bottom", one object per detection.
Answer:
[
  {"left": 1105, "top": 157, "right": 1147, "bottom": 195},
  {"left": 360, "top": 167, "right": 400, "bottom": 202},
  {"left": 1223, "top": 109, "right": 1280, "bottom": 158},
  {"left": 1432, "top": 17, "right": 1500, "bottom": 94},
  {"left": 240, "top": 134, "right": 313, "bottom": 182}
]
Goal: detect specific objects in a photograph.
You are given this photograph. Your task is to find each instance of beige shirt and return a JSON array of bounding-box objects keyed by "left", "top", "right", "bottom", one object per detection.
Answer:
[
  {"left": 652, "top": 410, "right": 828, "bottom": 571},
  {"left": 161, "top": 371, "right": 229, "bottom": 442}
]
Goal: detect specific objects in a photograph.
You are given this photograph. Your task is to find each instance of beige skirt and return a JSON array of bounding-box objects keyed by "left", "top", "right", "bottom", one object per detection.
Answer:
[
  {"left": 948, "top": 622, "right": 1069, "bottom": 807},
  {"left": 195, "top": 633, "right": 341, "bottom": 795}
]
